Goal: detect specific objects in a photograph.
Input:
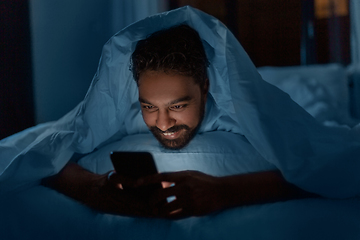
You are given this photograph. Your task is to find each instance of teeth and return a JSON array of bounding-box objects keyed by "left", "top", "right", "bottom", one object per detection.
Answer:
[{"left": 163, "top": 132, "right": 175, "bottom": 136}]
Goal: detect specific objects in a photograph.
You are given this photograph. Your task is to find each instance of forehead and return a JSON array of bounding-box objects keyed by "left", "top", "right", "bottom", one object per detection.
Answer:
[{"left": 138, "top": 71, "right": 201, "bottom": 103}]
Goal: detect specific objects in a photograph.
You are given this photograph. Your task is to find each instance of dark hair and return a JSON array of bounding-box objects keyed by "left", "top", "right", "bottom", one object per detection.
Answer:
[{"left": 131, "top": 24, "right": 209, "bottom": 89}]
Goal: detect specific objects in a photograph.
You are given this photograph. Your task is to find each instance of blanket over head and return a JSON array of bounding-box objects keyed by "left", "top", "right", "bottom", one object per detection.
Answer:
[{"left": 1, "top": 6, "right": 359, "bottom": 198}]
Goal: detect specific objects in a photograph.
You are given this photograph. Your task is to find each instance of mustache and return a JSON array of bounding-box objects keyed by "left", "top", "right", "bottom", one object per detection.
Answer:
[{"left": 150, "top": 125, "right": 190, "bottom": 134}]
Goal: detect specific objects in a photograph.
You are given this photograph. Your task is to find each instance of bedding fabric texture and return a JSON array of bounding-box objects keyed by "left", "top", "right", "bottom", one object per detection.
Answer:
[{"left": 0, "top": 2, "right": 360, "bottom": 213}]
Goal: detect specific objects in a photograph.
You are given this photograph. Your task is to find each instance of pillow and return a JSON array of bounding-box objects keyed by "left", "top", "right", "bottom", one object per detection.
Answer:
[
  {"left": 257, "top": 64, "right": 351, "bottom": 125},
  {"left": 77, "top": 131, "right": 276, "bottom": 177}
]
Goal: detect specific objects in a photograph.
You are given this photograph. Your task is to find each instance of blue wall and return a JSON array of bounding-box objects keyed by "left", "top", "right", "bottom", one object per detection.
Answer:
[{"left": 30, "top": 0, "right": 167, "bottom": 123}]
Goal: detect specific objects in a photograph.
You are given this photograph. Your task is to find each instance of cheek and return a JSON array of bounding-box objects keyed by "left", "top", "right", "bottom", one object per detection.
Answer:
[
  {"left": 141, "top": 111, "right": 154, "bottom": 126},
  {"left": 180, "top": 108, "right": 201, "bottom": 127}
]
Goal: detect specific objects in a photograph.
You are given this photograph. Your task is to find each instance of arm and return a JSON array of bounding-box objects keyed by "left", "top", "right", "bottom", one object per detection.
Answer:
[
  {"left": 41, "top": 162, "right": 155, "bottom": 217},
  {"left": 41, "top": 162, "right": 106, "bottom": 207},
  {"left": 138, "top": 170, "right": 319, "bottom": 218}
]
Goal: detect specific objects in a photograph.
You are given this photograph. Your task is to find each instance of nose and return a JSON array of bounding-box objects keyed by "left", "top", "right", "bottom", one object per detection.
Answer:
[{"left": 156, "top": 110, "right": 175, "bottom": 131}]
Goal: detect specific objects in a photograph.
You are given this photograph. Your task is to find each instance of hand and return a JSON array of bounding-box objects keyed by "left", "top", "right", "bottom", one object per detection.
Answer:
[
  {"left": 42, "top": 163, "right": 159, "bottom": 218},
  {"left": 136, "top": 171, "right": 225, "bottom": 219},
  {"left": 88, "top": 171, "right": 157, "bottom": 217},
  {"left": 130, "top": 170, "right": 319, "bottom": 220}
]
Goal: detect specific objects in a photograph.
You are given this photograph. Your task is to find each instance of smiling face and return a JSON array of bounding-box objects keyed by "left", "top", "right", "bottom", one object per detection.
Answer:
[{"left": 138, "top": 70, "right": 207, "bottom": 149}]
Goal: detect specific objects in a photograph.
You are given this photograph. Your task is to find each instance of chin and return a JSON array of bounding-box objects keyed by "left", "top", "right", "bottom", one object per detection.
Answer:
[
  {"left": 155, "top": 133, "right": 192, "bottom": 150},
  {"left": 151, "top": 128, "right": 198, "bottom": 150},
  {"left": 160, "top": 139, "right": 190, "bottom": 150}
]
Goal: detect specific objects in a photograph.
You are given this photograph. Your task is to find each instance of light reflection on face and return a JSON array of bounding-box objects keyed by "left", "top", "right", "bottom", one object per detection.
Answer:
[{"left": 138, "top": 70, "right": 207, "bottom": 150}]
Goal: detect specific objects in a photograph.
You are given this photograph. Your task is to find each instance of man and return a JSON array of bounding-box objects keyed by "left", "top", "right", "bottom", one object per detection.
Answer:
[
  {"left": 131, "top": 25, "right": 209, "bottom": 150},
  {"left": 42, "top": 25, "right": 315, "bottom": 219}
]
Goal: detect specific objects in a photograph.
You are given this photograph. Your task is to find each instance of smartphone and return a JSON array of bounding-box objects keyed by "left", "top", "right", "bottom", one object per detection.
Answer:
[{"left": 110, "top": 151, "right": 162, "bottom": 199}]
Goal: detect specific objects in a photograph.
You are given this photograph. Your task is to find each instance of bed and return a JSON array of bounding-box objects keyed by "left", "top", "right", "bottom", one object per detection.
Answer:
[
  {"left": 1, "top": 131, "right": 360, "bottom": 240},
  {"left": 1, "top": 6, "right": 360, "bottom": 240}
]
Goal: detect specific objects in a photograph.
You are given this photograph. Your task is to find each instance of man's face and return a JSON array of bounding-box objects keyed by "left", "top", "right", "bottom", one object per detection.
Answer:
[{"left": 138, "top": 70, "right": 207, "bottom": 150}]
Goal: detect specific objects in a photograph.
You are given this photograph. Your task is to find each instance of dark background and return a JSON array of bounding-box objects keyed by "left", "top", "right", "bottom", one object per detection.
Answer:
[{"left": 1, "top": 1, "right": 35, "bottom": 139}]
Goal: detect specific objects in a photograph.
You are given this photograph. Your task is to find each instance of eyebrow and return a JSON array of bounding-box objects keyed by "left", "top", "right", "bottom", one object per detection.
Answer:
[
  {"left": 139, "top": 96, "right": 193, "bottom": 106},
  {"left": 138, "top": 97, "right": 152, "bottom": 105}
]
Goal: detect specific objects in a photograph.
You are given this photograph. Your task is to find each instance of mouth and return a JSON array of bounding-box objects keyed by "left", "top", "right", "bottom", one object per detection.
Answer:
[
  {"left": 163, "top": 132, "right": 175, "bottom": 136},
  {"left": 149, "top": 124, "right": 195, "bottom": 150},
  {"left": 161, "top": 129, "right": 183, "bottom": 140}
]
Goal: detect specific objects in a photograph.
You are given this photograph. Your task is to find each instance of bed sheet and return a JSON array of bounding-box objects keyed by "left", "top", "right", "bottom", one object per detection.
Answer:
[{"left": 1, "top": 183, "right": 359, "bottom": 240}]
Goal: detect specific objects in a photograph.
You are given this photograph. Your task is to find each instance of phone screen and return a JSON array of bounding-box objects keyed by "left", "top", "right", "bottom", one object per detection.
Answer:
[{"left": 110, "top": 151, "right": 162, "bottom": 199}]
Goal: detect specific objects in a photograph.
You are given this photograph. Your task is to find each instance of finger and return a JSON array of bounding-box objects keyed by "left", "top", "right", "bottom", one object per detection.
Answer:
[
  {"left": 159, "top": 199, "right": 191, "bottom": 220},
  {"left": 108, "top": 171, "right": 137, "bottom": 188},
  {"left": 134, "top": 173, "right": 170, "bottom": 187},
  {"left": 136, "top": 171, "right": 190, "bottom": 187},
  {"left": 111, "top": 195, "right": 153, "bottom": 217},
  {"left": 101, "top": 181, "right": 126, "bottom": 200},
  {"left": 162, "top": 181, "right": 174, "bottom": 188},
  {"left": 102, "top": 185, "right": 147, "bottom": 208},
  {"left": 166, "top": 208, "right": 192, "bottom": 220},
  {"left": 107, "top": 171, "right": 121, "bottom": 189},
  {"left": 158, "top": 198, "right": 183, "bottom": 216},
  {"left": 150, "top": 184, "right": 182, "bottom": 206}
]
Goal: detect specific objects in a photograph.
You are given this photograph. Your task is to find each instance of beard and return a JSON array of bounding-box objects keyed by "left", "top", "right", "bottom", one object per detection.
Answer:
[
  {"left": 150, "top": 124, "right": 197, "bottom": 150},
  {"left": 149, "top": 100, "right": 205, "bottom": 150}
]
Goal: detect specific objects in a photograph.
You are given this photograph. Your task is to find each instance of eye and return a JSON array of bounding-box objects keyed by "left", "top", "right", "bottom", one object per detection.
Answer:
[
  {"left": 142, "top": 105, "right": 157, "bottom": 112},
  {"left": 170, "top": 104, "right": 186, "bottom": 110}
]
